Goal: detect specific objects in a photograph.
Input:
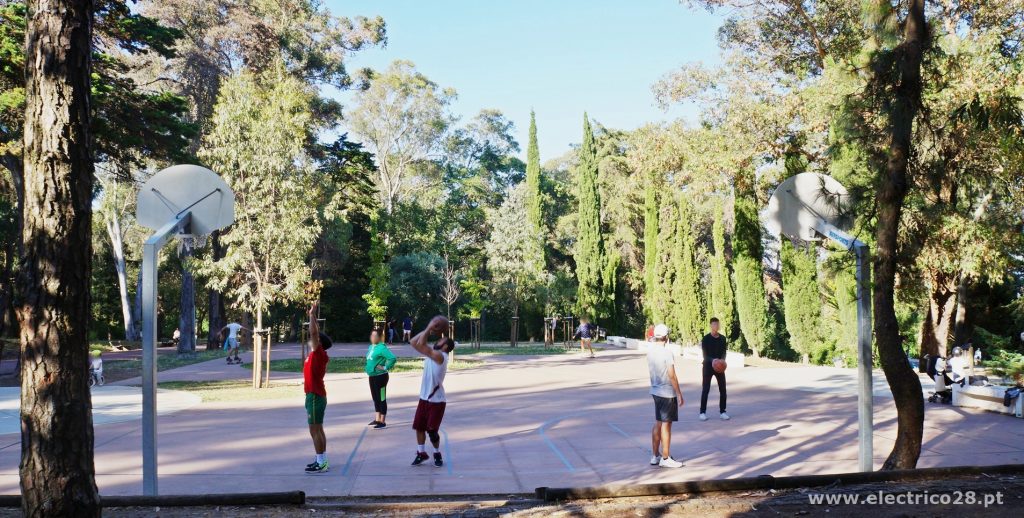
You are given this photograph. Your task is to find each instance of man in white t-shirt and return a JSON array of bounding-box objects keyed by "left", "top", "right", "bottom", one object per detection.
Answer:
[
  {"left": 647, "top": 324, "right": 684, "bottom": 468},
  {"left": 948, "top": 346, "right": 967, "bottom": 385},
  {"left": 221, "top": 322, "right": 249, "bottom": 364},
  {"left": 409, "top": 315, "right": 455, "bottom": 467}
]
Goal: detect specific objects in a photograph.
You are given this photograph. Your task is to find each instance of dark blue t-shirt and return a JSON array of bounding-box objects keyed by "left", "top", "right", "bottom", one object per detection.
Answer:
[
  {"left": 403, "top": 317, "right": 413, "bottom": 331},
  {"left": 577, "top": 323, "right": 593, "bottom": 339}
]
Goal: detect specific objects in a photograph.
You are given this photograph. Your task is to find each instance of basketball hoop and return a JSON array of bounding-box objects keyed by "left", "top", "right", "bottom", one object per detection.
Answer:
[
  {"left": 135, "top": 164, "right": 235, "bottom": 496},
  {"left": 763, "top": 173, "right": 874, "bottom": 473}
]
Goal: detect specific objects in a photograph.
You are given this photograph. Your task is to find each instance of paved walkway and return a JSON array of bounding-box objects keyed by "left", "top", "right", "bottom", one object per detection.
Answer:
[
  {"left": 0, "top": 345, "right": 1021, "bottom": 497},
  {"left": 0, "top": 386, "right": 200, "bottom": 435}
]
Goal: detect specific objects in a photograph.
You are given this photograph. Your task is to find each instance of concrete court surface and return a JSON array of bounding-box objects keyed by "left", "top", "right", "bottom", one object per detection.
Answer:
[{"left": 0, "top": 345, "right": 1022, "bottom": 497}]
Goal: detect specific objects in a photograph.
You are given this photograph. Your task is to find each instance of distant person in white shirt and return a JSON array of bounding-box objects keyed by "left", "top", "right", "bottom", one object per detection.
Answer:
[
  {"left": 221, "top": 322, "right": 249, "bottom": 365},
  {"left": 647, "top": 324, "right": 684, "bottom": 468}
]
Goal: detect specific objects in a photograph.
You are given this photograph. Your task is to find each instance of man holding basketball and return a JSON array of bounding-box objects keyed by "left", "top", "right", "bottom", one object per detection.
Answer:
[
  {"left": 699, "top": 317, "right": 729, "bottom": 421},
  {"left": 409, "top": 316, "right": 455, "bottom": 467},
  {"left": 648, "top": 324, "right": 684, "bottom": 468}
]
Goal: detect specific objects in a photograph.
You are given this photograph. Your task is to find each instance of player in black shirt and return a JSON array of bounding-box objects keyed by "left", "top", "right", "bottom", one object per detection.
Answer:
[{"left": 699, "top": 317, "right": 729, "bottom": 421}]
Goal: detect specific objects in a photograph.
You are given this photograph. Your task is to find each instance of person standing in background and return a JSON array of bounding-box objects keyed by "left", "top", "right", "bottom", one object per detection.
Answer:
[
  {"left": 403, "top": 315, "right": 414, "bottom": 343},
  {"left": 699, "top": 317, "right": 729, "bottom": 421},
  {"left": 366, "top": 328, "right": 397, "bottom": 429}
]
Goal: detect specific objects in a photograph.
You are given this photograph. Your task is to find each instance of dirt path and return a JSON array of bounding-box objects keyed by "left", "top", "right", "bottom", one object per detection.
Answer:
[{"left": 11, "top": 472, "right": 1017, "bottom": 517}]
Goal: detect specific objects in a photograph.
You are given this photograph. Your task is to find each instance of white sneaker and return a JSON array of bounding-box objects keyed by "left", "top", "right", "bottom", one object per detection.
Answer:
[
  {"left": 720, "top": 412, "right": 730, "bottom": 420},
  {"left": 650, "top": 455, "right": 660, "bottom": 466},
  {"left": 698, "top": 413, "right": 708, "bottom": 421},
  {"left": 658, "top": 456, "right": 683, "bottom": 468}
]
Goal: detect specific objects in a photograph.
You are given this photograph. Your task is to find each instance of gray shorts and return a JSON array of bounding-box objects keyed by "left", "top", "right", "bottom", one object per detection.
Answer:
[{"left": 653, "top": 395, "right": 678, "bottom": 422}]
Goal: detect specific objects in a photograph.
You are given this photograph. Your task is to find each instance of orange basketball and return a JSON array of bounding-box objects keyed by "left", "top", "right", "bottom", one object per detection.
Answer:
[{"left": 712, "top": 359, "right": 727, "bottom": 373}]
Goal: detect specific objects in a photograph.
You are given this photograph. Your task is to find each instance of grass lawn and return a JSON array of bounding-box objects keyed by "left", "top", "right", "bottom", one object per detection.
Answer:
[
  {"left": 458, "top": 346, "right": 576, "bottom": 355},
  {"left": 247, "top": 357, "right": 483, "bottom": 373},
  {"left": 159, "top": 379, "right": 302, "bottom": 403},
  {"left": 101, "top": 350, "right": 229, "bottom": 383}
]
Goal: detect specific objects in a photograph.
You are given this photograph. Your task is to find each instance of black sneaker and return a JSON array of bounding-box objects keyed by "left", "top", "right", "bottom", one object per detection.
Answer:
[
  {"left": 411, "top": 452, "right": 429, "bottom": 466},
  {"left": 373, "top": 422, "right": 387, "bottom": 429},
  {"left": 304, "top": 460, "right": 329, "bottom": 474},
  {"left": 367, "top": 420, "right": 380, "bottom": 426},
  {"left": 433, "top": 452, "right": 444, "bottom": 467},
  {"left": 305, "top": 460, "right": 318, "bottom": 469}
]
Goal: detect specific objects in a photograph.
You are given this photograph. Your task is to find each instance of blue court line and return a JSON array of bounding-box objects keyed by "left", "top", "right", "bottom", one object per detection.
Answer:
[
  {"left": 341, "top": 427, "right": 368, "bottom": 476},
  {"left": 442, "top": 429, "right": 453, "bottom": 475},
  {"left": 607, "top": 422, "right": 649, "bottom": 451},
  {"left": 538, "top": 413, "right": 588, "bottom": 473}
]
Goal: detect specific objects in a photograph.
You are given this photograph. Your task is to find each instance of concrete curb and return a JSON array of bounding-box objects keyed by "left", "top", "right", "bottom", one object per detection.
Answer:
[
  {"left": 536, "top": 463, "right": 1024, "bottom": 501},
  {"left": 0, "top": 491, "right": 305, "bottom": 508}
]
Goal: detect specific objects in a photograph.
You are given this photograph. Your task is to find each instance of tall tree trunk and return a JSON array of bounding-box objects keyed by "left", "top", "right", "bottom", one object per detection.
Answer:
[
  {"left": 873, "top": 0, "right": 927, "bottom": 472},
  {"left": 206, "top": 231, "right": 226, "bottom": 349},
  {"left": 178, "top": 238, "right": 196, "bottom": 354},
  {"left": 132, "top": 267, "right": 142, "bottom": 341},
  {"left": 917, "top": 271, "right": 957, "bottom": 367},
  {"left": 17, "top": 0, "right": 100, "bottom": 514},
  {"left": 1, "top": 155, "right": 24, "bottom": 336},
  {"left": 952, "top": 274, "right": 970, "bottom": 346},
  {"left": 105, "top": 213, "right": 138, "bottom": 341},
  {"left": 0, "top": 235, "right": 14, "bottom": 336}
]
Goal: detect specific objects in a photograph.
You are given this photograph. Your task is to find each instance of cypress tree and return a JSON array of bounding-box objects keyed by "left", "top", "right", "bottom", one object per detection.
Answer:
[
  {"left": 525, "top": 110, "right": 544, "bottom": 257},
  {"left": 651, "top": 200, "right": 678, "bottom": 324},
  {"left": 709, "top": 200, "right": 736, "bottom": 342},
  {"left": 574, "top": 113, "right": 605, "bottom": 320},
  {"left": 672, "top": 194, "right": 704, "bottom": 344},
  {"left": 732, "top": 189, "right": 771, "bottom": 357},
  {"left": 781, "top": 240, "right": 822, "bottom": 364},
  {"left": 643, "top": 168, "right": 660, "bottom": 322}
]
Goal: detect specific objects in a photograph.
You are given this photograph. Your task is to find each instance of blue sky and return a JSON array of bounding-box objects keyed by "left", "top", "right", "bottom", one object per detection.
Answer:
[{"left": 324, "top": 0, "right": 726, "bottom": 162}]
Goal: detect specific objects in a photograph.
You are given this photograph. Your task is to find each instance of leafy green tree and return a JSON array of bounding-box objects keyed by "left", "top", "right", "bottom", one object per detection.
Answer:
[
  {"left": 642, "top": 168, "right": 660, "bottom": 322},
  {"left": 672, "top": 195, "right": 704, "bottom": 344},
  {"left": 709, "top": 200, "right": 735, "bottom": 341},
  {"left": 574, "top": 114, "right": 605, "bottom": 320},
  {"left": 196, "top": 68, "right": 321, "bottom": 334},
  {"left": 347, "top": 60, "right": 455, "bottom": 216},
  {"left": 388, "top": 252, "right": 446, "bottom": 320},
  {"left": 362, "top": 210, "right": 390, "bottom": 321},
  {"left": 486, "top": 183, "right": 545, "bottom": 325},
  {"left": 780, "top": 240, "right": 821, "bottom": 364},
  {"left": 525, "top": 110, "right": 544, "bottom": 261},
  {"left": 732, "top": 190, "right": 771, "bottom": 356}
]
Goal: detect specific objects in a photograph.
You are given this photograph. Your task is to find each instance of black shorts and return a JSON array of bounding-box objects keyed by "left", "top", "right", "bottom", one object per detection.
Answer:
[{"left": 653, "top": 395, "right": 678, "bottom": 422}]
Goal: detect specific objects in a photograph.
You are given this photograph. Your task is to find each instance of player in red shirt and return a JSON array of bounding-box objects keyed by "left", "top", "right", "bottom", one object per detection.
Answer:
[{"left": 303, "top": 303, "right": 333, "bottom": 474}]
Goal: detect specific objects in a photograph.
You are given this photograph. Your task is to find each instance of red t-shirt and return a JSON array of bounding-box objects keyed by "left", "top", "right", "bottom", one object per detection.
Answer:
[{"left": 303, "top": 348, "right": 328, "bottom": 397}]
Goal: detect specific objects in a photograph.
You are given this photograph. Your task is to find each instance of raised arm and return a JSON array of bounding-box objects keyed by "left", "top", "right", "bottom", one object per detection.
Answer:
[
  {"left": 308, "top": 304, "right": 321, "bottom": 350},
  {"left": 410, "top": 316, "right": 447, "bottom": 364}
]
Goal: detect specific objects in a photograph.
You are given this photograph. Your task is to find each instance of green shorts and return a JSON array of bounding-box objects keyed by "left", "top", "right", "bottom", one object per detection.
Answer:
[{"left": 305, "top": 393, "right": 326, "bottom": 425}]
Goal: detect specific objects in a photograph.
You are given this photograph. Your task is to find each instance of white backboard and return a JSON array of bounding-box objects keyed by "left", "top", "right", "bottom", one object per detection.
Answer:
[
  {"left": 137, "top": 165, "right": 234, "bottom": 237},
  {"left": 763, "top": 173, "right": 851, "bottom": 241}
]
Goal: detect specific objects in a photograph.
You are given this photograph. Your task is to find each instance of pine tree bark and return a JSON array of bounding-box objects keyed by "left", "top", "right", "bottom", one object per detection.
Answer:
[
  {"left": 17, "top": 0, "right": 100, "bottom": 515},
  {"left": 874, "top": 0, "right": 927, "bottom": 471}
]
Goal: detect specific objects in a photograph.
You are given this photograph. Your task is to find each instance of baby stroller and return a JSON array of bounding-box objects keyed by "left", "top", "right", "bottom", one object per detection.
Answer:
[{"left": 89, "top": 354, "right": 105, "bottom": 388}]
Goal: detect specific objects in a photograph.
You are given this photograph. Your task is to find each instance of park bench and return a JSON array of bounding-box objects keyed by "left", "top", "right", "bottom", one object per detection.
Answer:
[{"left": 952, "top": 383, "right": 1023, "bottom": 418}]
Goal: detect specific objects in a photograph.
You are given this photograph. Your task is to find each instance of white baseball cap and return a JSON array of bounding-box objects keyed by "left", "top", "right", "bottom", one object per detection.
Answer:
[{"left": 653, "top": 324, "right": 669, "bottom": 339}]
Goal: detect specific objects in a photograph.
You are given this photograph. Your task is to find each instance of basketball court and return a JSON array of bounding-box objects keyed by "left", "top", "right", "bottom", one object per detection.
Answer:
[{"left": 0, "top": 344, "right": 1020, "bottom": 497}]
